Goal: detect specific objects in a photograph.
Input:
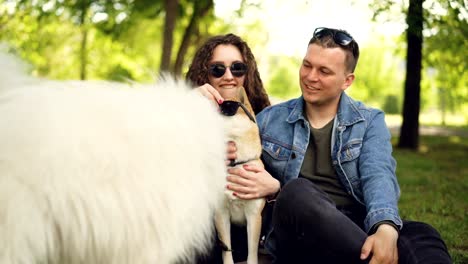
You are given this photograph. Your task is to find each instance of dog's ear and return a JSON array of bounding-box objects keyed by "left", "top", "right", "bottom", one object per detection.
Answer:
[
  {"left": 238, "top": 86, "right": 247, "bottom": 103},
  {"left": 238, "top": 86, "right": 255, "bottom": 115}
]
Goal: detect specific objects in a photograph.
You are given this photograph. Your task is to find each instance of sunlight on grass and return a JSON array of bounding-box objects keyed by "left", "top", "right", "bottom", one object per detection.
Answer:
[{"left": 449, "top": 136, "right": 461, "bottom": 144}]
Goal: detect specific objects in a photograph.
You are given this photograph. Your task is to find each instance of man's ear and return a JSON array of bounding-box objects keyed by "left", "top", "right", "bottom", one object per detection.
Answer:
[{"left": 342, "top": 73, "right": 355, "bottom": 91}]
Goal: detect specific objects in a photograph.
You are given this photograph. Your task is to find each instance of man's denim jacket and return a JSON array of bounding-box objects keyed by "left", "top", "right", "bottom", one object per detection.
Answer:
[{"left": 257, "top": 93, "right": 402, "bottom": 253}]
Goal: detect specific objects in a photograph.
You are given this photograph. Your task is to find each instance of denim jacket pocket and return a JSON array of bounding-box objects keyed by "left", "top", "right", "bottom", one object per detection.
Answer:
[
  {"left": 339, "top": 139, "right": 362, "bottom": 163},
  {"left": 262, "top": 140, "right": 291, "bottom": 160},
  {"left": 261, "top": 140, "right": 291, "bottom": 185}
]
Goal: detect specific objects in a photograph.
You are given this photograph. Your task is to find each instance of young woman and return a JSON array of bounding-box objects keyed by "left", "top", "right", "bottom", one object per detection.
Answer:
[
  {"left": 186, "top": 33, "right": 279, "bottom": 263},
  {"left": 186, "top": 33, "right": 270, "bottom": 114}
]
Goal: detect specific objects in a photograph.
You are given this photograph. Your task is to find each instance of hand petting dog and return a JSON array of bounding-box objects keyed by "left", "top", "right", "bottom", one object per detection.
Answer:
[{"left": 226, "top": 141, "right": 280, "bottom": 200}]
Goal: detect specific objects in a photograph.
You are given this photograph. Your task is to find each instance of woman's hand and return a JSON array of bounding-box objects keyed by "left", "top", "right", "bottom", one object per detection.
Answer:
[
  {"left": 194, "top": 83, "right": 224, "bottom": 106},
  {"left": 226, "top": 164, "right": 280, "bottom": 200},
  {"left": 226, "top": 141, "right": 237, "bottom": 165}
]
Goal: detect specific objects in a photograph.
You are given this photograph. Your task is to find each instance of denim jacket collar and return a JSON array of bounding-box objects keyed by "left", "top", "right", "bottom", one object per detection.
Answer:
[
  {"left": 286, "top": 96, "right": 307, "bottom": 124},
  {"left": 285, "top": 93, "right": 365, "bottom": 127},
  {"left": 336, "top": 93, "right": 366, "bottom": 127}
]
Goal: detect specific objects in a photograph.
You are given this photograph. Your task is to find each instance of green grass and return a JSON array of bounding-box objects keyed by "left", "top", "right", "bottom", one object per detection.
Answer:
[{"left": 392, "top": 135, "right": 468, "bottom": 263}]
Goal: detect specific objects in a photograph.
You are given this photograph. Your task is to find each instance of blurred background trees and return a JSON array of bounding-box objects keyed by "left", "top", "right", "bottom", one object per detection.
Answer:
[
  {"left": 0, "top": 0, "right": 466, "bottom": 149},
  {"left": 371, "top": 0, "right": 467, "bottom": 149},
  {"left": 0, "top": 0, "right": 222, "bottom": 80}
]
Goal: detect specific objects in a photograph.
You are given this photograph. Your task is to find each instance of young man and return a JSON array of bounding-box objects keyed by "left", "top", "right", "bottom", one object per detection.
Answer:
[{"left": 228, "top": 27, "right": 451, "bottom": 263}]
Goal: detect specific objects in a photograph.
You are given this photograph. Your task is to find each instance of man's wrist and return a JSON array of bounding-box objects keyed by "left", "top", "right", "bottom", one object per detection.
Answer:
[{"left": 370, "top": 220, "right": 400, "bottom": 235}]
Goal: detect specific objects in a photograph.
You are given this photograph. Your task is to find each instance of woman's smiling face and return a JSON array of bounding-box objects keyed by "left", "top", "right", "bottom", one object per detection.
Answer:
[{"left": 207, "top": 44, "right": 246, "bottom": 100}]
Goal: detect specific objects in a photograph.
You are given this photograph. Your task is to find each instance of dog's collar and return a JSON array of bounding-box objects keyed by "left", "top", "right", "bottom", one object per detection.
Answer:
[{"left": 228, "top": 158, "right": 257, "bottom": 167}]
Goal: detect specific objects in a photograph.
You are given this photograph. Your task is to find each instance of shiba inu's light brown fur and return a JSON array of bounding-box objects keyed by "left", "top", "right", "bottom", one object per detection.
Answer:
[{"left": 215, "top": 87, "right": 266, "bottom": 264}]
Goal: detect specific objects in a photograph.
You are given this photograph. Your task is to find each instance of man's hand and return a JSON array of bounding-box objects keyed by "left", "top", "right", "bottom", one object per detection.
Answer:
[{"left": 360, "top": 224, "right": 399, "bottom": 264}]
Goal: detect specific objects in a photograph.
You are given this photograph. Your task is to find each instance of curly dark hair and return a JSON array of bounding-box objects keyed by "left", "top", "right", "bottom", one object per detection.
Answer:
[{"left": 186, "top": 33, "right": 270, "bottom": 114}]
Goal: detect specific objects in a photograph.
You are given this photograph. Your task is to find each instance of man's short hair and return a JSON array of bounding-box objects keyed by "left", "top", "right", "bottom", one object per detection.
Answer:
[{"left": 308, "top": 28, "right": 360, "bottom": 73}]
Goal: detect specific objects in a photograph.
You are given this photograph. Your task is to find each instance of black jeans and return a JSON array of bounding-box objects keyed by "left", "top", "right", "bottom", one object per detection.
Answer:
[{"left": 271, "top": 178, "right": 452, "bottom": 264}]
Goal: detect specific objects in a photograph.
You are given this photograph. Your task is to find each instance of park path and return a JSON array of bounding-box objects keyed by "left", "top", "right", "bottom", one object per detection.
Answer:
[{"left": 388, "top": 125, "right": 468, "bottom": 138}]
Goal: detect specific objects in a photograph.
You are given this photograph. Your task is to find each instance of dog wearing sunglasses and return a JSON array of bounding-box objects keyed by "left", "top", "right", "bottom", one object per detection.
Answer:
[{"left": 215, "top": 87, "right": 266, "bottom": 264}]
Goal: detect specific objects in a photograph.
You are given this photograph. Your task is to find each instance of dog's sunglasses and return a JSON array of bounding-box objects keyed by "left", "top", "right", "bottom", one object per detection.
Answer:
[
  {"left": 313, "top": 27, "right": 354, "bottom": 46},
  {"left": 208, "top": 62, "right": 247, "bottom": 78},
  {"left": 219, "top": 100, "right": 256, "bottom": 123}
]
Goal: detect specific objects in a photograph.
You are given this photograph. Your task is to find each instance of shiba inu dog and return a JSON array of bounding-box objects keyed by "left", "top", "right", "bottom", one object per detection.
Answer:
[
  {"left": 215, "top": 87, "right": 266, "bottom": 264},
  {"left": 0, "top": 52, "right": 226, "bottom": 264}
]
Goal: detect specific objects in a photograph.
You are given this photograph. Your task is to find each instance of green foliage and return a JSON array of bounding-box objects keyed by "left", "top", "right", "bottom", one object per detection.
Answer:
[
  {"left": 111, "top": 17, "right": 166, "bottom": 80},
  {"left": 349, "top": 40, "right": 404, "bottom": 108},
  {"left": 0, "top": 11, "right": 79, "bottom": 78},
  {"left": 370, "top": 0, "right": 468, "bottom": 124},
  {"left": 265, "top": 55, "right": 301, "bottom": 99},
  {"left": 0, "top": 0, "right": 219, "bottom": 81},
  {"left": 424, "top": 0, "right": 468, "bottom": 117},
  {"left": 383, "top": 94, "right": 401, "bottom": 114}
]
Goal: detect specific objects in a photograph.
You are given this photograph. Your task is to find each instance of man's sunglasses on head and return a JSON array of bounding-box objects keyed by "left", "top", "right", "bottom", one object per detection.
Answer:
[
  {"left": 313, "top": 27, "right": 354, "bottom": 46},
  {"left": 208, "top": 62, "right": 247, "bottom": 78},
  {"left": 219, "top": 100, "right": 256, "bottom": 123}
]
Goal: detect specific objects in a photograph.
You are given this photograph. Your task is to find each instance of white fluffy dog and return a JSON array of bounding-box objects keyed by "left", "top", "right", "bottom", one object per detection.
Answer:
[{"left": 0, "top": 53, "right": 226, "bottom": 264}]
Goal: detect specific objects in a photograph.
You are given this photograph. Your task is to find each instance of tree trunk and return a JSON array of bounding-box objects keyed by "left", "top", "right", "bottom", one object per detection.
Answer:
[
  {"left": 173, "top": 0, "right": 213, "bottom": 76},
  {"left": 160, "top": 0, "right": 179, "bottom": 74},
  {"left": 79, "top": 1, "right": 89, "bottom": 80},
  {"left": 80, "top": 29, "right": 88, "bottom": 80},
  {"left": 398, "top": 0, "right": 424, "bottom": 150}
]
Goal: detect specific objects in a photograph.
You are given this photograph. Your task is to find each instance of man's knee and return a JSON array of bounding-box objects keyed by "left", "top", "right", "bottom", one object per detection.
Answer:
[
  {"left": 399, "top": 221, "right": 451, "bottom": 263},
  {"left": 402, "top": 221, "right": 444, "bottom": 240},
  {"left": 274, "top": 178, "right": 332, "bottom": 218},
  {"left": 400, "top": 221, "right": 449, "bottom": 252}
]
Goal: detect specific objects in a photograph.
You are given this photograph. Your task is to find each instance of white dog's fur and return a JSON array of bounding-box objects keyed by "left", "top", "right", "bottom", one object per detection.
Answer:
[{"left": 0, "top": 53, "right": 226, "bottom": 264}]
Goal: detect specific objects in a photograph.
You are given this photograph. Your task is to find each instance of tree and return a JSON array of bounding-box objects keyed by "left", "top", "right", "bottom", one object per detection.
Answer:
[
  {"left": 372, "top": 0, "right": 467, "bottom": 148},
  {"left": 1, "top": 0, "right": 144, "bottom": 80},
  {"left": 173, "top": 0, "right": 214, "bottom": 76},
  {"left": 160, "top": 0, "right": 179, "bottom": 73},
  {"left": 424, "top": 0, "right": 468, "bottom": 123},
  {"left": 77, "top": 0, "right": 90, "bottom": 80},
  {"left": 0, "top": 0, "right": 240, "bottom": 80},
  {"left": 398, "top": 0, "right": 424, "bottom": 149}
]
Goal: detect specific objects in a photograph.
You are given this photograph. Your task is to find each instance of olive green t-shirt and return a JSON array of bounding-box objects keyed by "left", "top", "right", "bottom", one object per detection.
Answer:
[{"left": 299, "top": 118, "right": 355, "bottom": 207}]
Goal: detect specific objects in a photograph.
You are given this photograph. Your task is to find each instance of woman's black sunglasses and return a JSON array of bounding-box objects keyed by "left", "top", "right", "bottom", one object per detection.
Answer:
[
  {"left": 313, "top": 27, "right": 353, "bottom": 46},
  {"left": 219, "top": 100, "right": 256, "bottom": 123},
  {"left": 208, "top": 62, "right": 247, "bottom": 78}
]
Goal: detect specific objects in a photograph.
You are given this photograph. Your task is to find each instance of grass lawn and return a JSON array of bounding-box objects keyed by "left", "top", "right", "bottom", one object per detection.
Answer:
[{"left": 392, "top": 135, "right": 468, "bottom": 263}]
